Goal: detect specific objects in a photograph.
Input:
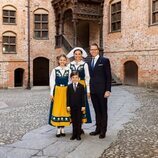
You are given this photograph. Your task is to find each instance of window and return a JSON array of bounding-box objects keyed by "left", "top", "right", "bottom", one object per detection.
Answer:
[
  {"left": 110, "top": 1, "right": 121, "bottom": 32},
  {"left": 3, "top": 6, "right": 16, "bottom": 24},
  {"left": 34, "top": 14, "right": 48, "bottom": 39},
  {"left": 2, "top": 32, "right": 16, "bottom": 53},
  {"left": 152, "top": 0, "right": 158, "bottom": 24}
]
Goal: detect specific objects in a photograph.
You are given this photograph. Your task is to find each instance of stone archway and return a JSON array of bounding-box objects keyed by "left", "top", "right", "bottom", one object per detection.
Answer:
[
  {"left": 33, "top": 57, "right": 49, "bottom": 86},
  {"left": 14, "top": 68, "right": 24, "bottom": 87},
  {"left": 124, "top": 61, "right": 138, "bottom": 85}
]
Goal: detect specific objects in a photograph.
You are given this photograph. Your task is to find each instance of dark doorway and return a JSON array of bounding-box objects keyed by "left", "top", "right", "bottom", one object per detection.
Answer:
[
  {"left": 124, "top": 61, "right": 138, "bottom": 85},
  {"left": 33, "top": 57, "right": 49, "bottom": 86},
  {"left": 77, "top": 21, "right": 89, "bottom": 50},
  {"left": 14, "top": 68, "right": 24, "bottom": 87}
]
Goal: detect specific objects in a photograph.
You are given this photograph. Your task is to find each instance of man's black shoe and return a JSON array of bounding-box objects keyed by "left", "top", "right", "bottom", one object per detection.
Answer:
[
  {"left": 76, "top": 136, "right": 81, "bottom": 140},
  {"left": 99, "top": 133, "right": 106, "bottom": 139},
  {"left": 89, "top": 131, "right": 100, "bottom": 136}
]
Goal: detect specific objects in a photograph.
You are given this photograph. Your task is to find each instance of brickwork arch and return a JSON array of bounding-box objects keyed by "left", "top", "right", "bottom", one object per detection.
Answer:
[
  {"left": 33, "top": 57, "right": 49, "bottom": 86},
  {"left": 124, "top": 60, "right": 138, "bottom": 86},
  {"left": 2, "top": 5, "right": 17, "bottom": 10},
  {"left": 14, "top": 68, "right": 24, "bottom": 87}
]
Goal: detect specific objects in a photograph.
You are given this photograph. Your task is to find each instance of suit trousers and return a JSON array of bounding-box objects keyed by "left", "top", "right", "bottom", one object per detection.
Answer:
[
  {"left": 91, "top": 93, "right": 108, "bottom": 134},
  {"left": 71, "top": 107, "right": 82, "bottom": 137}
]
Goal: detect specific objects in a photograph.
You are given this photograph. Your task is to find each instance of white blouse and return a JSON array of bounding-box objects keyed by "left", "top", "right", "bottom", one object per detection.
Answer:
[
  {"left": 67, "top": 60, "right": 90, "bottom": 93},
  {"left": 49, "top": 66, "right": 71, "bottom": 96}
]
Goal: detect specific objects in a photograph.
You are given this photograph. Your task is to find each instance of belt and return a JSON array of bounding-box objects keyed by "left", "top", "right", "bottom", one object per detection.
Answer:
[{"left": 56, "top": 84, "right": 66, "bottom": 87}]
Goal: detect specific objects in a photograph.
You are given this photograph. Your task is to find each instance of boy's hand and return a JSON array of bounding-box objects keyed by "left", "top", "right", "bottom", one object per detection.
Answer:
[
  {"left": 87, "top": 93, "right": 90, "bottom": 98},
  {"left": 67, "top": 106, "right": 71, "bottom": 112},
  {"left": 81, "top": 107, "right": 85, "bottom": 112}
]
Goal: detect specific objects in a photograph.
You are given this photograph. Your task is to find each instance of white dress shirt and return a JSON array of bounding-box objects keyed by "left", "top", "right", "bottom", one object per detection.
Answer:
[{"left": 92, "top": 54, "right": 100, "bottom": 67}]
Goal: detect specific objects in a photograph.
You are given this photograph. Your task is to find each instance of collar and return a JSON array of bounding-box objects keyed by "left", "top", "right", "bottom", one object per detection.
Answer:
[
  {"left": 93, "top": 55, "right": 99, "bottom": 61},
  {"left": 73, "top": 82, "right": 78, "bottom": 85},
  {"left": 71, "top": 60, "right": 85, "bottom": 65},
  {"left": 56, "top": 66, "right": 68, "bottom": 70}
]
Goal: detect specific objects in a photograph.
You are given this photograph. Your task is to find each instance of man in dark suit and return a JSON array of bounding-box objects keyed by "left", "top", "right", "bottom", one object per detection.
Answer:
[
  {"left": 88, "top": 43, "right": 112, "bottom": 139},
  {"left": 67, "top": 71, "right": 85, "bottom": 140}
]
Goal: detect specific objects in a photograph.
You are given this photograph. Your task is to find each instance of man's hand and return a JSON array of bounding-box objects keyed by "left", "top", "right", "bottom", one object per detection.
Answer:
[
  {"left": 104, "top": 91, "right": 111, "bottom": 98},
  {"left": 81, "top": 107, "right": 85, "bottom": 112},
  {"left": 67, "top": 106, "right": 71, "bottom": 112}
]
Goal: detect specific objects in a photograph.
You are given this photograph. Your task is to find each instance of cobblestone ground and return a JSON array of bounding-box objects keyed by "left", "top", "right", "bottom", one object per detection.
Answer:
[
  {"left": 0, "top": 88, "right": 50, "bottom": 145},
  {"left": 101, "top": 86, "right": 158, "bottom": 158}
]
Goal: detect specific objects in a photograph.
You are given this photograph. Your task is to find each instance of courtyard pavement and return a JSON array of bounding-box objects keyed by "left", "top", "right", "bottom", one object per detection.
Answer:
[{"left": 0, "top": 86, "right": 156, "bottom": 158}]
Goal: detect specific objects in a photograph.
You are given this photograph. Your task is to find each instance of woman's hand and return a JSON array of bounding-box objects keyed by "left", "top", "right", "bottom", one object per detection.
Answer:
[
  {"left": 67, "top": 106, "right": 71, "bottom": 112},
  {"left": 81, "top": 107, "right": 85, "bottom": 112}
]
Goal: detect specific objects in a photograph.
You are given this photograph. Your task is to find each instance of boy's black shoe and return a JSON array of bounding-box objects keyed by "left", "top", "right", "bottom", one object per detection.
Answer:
[{"left": 70, "top": 136, "right": 76, "bottom": 140}]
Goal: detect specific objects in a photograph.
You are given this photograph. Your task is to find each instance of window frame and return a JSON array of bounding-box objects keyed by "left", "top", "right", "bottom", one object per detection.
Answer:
[
  {"left": 2, "top": 34, "right": 17, "bottom": 54},
  {"left": 109, "top": 0, "right": 121, "bottom": 33},
  {"left": 150, "top": 0, "right": 158, "bottom": 25},
  {"left": 2, "top": 7, "right": 16, "bottom": 25},
  {"left": 34, "top": 13, "right": 49, "bottom": 40}
]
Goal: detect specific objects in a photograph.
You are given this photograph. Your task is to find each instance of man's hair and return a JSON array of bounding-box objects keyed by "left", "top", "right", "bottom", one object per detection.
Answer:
[
  {"left": 70, "top": 71, "right": 79, "bottom": 78},
  {"left": 91, "top": 43, "right": 99, "bottom": 50}
]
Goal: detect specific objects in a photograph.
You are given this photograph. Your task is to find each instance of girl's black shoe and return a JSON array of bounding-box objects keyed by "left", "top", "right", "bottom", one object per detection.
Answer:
[
  {"left": 61, "top": 133, "right": 66, "bottom": 137},
  {"left": 56, "top": 134, "right": 61, "bottom": 137}
]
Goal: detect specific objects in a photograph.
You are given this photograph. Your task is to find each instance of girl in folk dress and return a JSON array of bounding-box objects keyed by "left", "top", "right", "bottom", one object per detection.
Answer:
[
  {"left": 67, "top": 47, "right": 92, "bottom": 127},
  {"left": 48, "top": 54, "right": 71, "bottom": 137}
]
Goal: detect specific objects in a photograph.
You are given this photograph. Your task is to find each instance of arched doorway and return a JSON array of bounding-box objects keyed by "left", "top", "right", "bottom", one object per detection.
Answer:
[
  {"left": 14, "top": 68, "right": 24, "bottom": 87},
  {"left": 33, "top": 57, "right": 49, "bottom": 86},
  {"left": 124, "top": 61, "right": 138, "bottom": 85}
]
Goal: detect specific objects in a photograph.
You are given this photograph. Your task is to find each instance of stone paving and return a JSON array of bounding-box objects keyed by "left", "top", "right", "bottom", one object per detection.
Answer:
[
  {"left": 101, "top": 87, "right": 158, "bottom": 158},
  {"left": 0, "top": 86, "right": 157, "bottom": 158}
]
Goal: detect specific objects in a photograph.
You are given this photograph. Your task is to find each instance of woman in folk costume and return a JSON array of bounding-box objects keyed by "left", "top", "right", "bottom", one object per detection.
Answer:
[
  {"left": 48, "top": 54, "right": 71, "bottom": 137},
  {"left": 67, "top": 47, "right": 92, "bottom": 129}
]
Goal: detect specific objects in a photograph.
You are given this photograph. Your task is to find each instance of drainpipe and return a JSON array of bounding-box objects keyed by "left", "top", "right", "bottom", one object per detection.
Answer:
[{"left": 27, "top": 0, "right": 31, "bottom": 89}]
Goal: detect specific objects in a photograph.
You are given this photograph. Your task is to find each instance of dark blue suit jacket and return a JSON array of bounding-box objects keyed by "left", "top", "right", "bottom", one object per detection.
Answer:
[{"left": 88, "top": 56, "right": 112, "bottom": 94}]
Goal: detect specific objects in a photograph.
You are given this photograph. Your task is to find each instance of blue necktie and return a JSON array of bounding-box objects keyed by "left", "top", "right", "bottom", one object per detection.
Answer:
[{"left": 91, "top": 58, "right": 95, "bottom": 69}]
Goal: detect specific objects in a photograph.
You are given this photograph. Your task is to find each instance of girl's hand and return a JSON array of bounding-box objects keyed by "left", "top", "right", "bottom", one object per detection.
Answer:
[{"left": 50, "top": 96, "right": 54, "bottom": 101}]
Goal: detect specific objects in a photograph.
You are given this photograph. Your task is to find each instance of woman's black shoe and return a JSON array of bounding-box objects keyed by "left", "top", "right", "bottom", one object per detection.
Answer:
[{"left": 81, "top": 129, "right": 85, "bottom": 135}]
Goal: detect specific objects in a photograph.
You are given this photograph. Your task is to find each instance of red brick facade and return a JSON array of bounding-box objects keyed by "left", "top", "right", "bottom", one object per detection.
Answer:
[{"left": 0, "top": 0, "right": 158, "bottom": 88}]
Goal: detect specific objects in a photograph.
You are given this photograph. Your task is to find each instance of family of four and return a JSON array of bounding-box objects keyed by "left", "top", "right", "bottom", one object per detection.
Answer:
[{"left": 48, "top": 43, "right": 112, "bottom": 140}]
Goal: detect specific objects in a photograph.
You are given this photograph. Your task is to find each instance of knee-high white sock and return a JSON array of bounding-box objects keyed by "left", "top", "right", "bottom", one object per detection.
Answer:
[
  {"left": 57, "top": 128, "right": 61, "bottom": 134},
  {"left": 61, "top": 127, "right": 65, "bottom": 134}
]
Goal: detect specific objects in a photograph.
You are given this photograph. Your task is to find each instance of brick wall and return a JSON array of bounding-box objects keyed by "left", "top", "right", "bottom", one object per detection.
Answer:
[{"left": 103, "top": 0, "right": 158, "bottom": 88}]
